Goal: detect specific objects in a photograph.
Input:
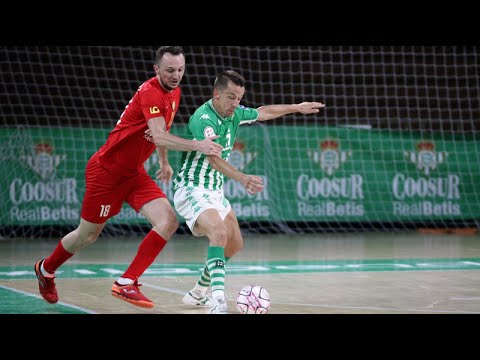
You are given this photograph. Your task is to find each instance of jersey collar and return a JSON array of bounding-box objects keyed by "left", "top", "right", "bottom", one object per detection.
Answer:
[{"left": 207, "top": 99, "right": 234, "bottom": 123}]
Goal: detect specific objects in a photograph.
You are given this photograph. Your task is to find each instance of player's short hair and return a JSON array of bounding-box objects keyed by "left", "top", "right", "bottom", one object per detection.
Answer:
[
  {"left": 214, "top": 70, "right": 246, "bottom": 91},
  {"left": 155, "top": 46, "right": 185, "bottom": 64}
]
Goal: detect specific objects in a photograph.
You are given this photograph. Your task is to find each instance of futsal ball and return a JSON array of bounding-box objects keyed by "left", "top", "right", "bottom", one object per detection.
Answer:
[{"left": 236, "top": 285, "right": 271, "bottom": 314}]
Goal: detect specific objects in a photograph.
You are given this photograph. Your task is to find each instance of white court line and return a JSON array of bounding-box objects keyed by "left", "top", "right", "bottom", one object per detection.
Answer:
[
  {"left": 0, "top": 284, "right": 97, "bottom": 314},
  {"left": 141, "top": 282, "right": 186, "bottom": 295},
  {"left": 450, "top": 297, "right": 480, "bottom": 301},
  {"left": 141, "top": 282, "right": 479, "bottom": 313}
]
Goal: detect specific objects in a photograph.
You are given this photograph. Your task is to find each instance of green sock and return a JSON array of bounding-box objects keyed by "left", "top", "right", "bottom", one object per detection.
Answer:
[
  {"left": 193, "top": 257, "right": 230, "bottom": 296},
  {"left": 205, "top": 246, "right": 225, "bottom": 300}
]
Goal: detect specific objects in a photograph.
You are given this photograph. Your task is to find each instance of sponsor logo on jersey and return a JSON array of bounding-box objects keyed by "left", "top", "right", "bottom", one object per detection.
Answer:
[{"left": 150, "top": 106, "right": 160, "bottom": 115}]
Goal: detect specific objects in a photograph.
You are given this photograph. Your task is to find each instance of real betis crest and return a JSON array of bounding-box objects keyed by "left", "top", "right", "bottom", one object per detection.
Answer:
[
  {"left": 404, "top": 141, "right": 447, "bottom": 176},
  {"left": 21, "top": 142, "right": 66, "bottom": 180},
  {"left": 308, "top": 139, "right": 351, "bottom": 176},
  {"left": 229, "top": 140, "right": 256, "bottom": 171}
]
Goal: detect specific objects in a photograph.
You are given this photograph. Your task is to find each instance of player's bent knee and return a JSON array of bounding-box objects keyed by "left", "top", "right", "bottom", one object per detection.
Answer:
[{"left": 153, "top": 213, "right": 179, "bottom": 237}]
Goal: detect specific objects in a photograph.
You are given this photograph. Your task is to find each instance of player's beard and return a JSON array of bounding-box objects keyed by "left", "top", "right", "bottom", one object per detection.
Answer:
[{"left": 160, "top": 78, "right": 178, "bottom": 91}]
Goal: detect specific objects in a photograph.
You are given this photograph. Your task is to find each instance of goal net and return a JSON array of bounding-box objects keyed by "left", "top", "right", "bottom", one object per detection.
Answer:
[{"left": 1, "top": 45, "right": 479, "bottom": 237}]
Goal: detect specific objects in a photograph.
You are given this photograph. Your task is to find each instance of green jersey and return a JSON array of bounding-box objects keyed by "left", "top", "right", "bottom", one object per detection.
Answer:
[{"left": 173, "top": 99, "right": 259, "bottom": 191}]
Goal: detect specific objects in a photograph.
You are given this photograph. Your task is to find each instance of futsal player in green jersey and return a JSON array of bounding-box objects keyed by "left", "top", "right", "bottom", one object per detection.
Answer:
[{"left": 173, "top": 70, "right": 324, "bottom": 313}]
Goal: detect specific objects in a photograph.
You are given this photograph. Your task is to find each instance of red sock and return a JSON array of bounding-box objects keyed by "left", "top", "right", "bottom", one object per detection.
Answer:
[
  {"left": 122, "top": 231, "right": 167, "bottom": 281},
  {"left": 43, "top": 241, "right": 74, "bottom": 274}
]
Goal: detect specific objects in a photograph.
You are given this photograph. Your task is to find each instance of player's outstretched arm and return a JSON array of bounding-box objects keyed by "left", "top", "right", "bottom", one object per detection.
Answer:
[
  {"left": 208, "top": 156, "right": 264, "bottom": 195},
  {"left": 257, "top": 101, "right": 325, "bottom": 121}
]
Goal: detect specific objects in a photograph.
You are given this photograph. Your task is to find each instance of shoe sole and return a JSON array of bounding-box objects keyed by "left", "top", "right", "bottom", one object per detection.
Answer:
[
  {"left": 182, "top": 299, "right": 212, "bottom": 307},
  {"left": 182, "top": 292, "right": 212, "bottom": 307},
  {"left": 183, "top": 300, "right": 211, "bottom": 307},
  {"left": 34, "top": 260, "right": 58, "bottom": 304},
  {"left": 209, "top": 308, "right": 229, "bottom": 314},
  {"left": 111, "top": 289, "right": 155, "bottom": 309}
]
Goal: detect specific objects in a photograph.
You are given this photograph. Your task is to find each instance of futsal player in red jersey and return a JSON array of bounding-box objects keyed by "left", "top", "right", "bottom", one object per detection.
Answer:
[{"left": 34, "top": 46, "right": 223, "bottom": 309}]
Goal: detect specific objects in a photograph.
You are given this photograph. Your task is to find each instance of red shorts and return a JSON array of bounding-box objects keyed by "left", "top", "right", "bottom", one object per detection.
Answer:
[{"left": 81, "top": 153, "right": 166, "bottom": 223}]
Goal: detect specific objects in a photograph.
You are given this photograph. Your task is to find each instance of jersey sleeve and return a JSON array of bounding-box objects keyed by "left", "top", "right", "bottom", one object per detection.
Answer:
[
  {"left": 237, "top": 105, "right": 259, "bottom": 125},
  {"left": 140, "top": 88, "right": 167, "bottom": 123}
]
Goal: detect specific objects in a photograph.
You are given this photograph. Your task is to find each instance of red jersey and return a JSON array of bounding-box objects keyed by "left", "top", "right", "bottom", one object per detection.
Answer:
[{"left": 96, "top": 77, "right": 181, "bottom": 175}]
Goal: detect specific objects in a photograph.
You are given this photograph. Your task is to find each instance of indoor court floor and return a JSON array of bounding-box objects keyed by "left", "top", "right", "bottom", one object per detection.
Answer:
[{"left": 1, "top": 232, "right": 479, "bottom": 314}]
